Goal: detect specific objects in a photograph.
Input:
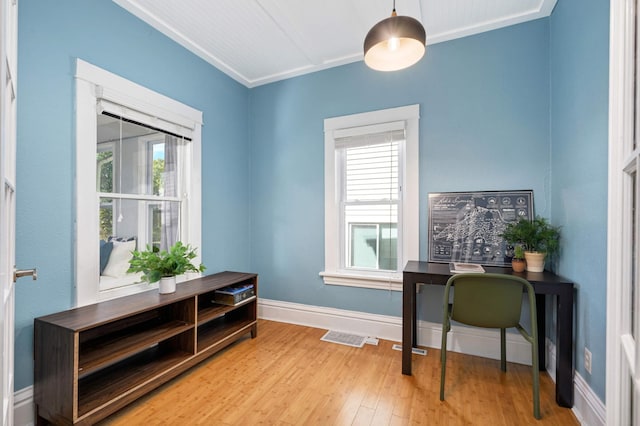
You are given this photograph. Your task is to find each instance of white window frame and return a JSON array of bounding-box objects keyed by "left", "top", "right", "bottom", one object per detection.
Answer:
[
  {"left": 96, "top": 142, "right": 115, "bottom": 240},
  {"left": 75, "top": 59, "right": 203, "bottom": 306},
  {"left": 137, "top": 133, "right": 171, "bottom": 250},
  {"left": 321, "top": 104, "right": 419, "bottom": 291}
]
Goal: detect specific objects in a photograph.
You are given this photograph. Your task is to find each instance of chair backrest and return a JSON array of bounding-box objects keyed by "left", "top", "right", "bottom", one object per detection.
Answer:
[{"left": 448, "top": 273, "right": 531, "bottom": 328}]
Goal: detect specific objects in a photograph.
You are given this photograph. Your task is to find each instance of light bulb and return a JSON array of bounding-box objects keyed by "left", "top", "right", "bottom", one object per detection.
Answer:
[{"left": 388, "top": 37, "right": 400, "bottom": 51}]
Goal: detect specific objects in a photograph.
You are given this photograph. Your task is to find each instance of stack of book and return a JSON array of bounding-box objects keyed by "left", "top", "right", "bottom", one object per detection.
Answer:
[{"left": 213, "top": 283, "right": 255, "bottom": 306}]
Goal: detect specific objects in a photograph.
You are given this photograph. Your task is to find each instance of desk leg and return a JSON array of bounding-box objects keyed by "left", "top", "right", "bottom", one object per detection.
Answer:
[
  {"left": 402, "top": 278, "right": 415, "bottom": 375},
  {"left": 556, "top": 289, "right": 574, "bottom": 407},
  {"left": 536, "top": 294, "right": 546, "bottom": 371}
]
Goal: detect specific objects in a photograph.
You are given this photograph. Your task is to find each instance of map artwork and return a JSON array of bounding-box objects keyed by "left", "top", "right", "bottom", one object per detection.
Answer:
[{"left": 428, "top": 190, "right": 534, "bottom": 266}]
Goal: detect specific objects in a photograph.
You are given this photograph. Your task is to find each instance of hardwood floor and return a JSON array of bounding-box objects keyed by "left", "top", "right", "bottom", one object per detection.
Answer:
[{"left": 99, "top": 320, "right": 579, "bottom": 425}]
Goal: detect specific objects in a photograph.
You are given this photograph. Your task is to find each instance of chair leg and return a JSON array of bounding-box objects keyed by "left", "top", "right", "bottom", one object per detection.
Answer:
[
  {"left": 500, "top": 328, "right": 506, "bottom": 372},
  {"left": 440, "top": 326, "right": 448, "bottom": 401},
  {"left": 532, "top": 340, "right": 541, "bottom": 419}
]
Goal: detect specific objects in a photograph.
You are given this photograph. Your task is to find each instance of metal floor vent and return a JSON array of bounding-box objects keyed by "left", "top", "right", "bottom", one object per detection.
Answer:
[
  {"left": 392, "top": 344, "right": 427, "bottom": 356},
  {"left": 320, "top": 330, "right": 367, "bottom": 348}
]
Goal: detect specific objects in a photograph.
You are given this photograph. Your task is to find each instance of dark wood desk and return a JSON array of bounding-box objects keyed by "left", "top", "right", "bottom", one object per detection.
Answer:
[{"left": 402, "top": 261, "right": 574, "bottom": 408}]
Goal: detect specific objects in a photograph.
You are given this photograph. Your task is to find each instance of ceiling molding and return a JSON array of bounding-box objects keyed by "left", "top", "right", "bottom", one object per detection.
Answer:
[
  {"left": 113, "top": 0, "right": 252, "bottom": 86},
  {"left": 426, "top": 0, "right": 558, "bottom": 45},
  {"left": 113, "top": 0, "right": 558, "bottom": 88}
]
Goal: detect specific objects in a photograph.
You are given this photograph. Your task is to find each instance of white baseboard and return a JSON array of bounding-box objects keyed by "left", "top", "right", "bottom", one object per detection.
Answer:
[
  {"left": 14, "top": 385, "right": 34, "bottom": 426},
  {"left": 572, "top": 372, "right": 606, "bottom": 426},
  {"left": 258, "top": 298, "right": 533, "bottom": 364},
  {"left": 12, "top": 298, "right": 606, "bottom": 426},
  {"left": 259, "top": 298, "right": 606, "bottom": 425},
  {"left": 544, "top": 336, "right": 605, "bottom": 425}
]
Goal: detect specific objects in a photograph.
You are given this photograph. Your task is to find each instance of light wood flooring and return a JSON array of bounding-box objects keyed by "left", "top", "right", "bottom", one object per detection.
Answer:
[{"left": 100, "top": 319, "right": 579, "bottom": 425}]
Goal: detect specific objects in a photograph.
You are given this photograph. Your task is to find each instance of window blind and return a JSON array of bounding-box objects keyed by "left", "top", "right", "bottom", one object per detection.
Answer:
[
  {"left": 97, "top": 97, "right": 195, "bottom": 140},
  {"left": 336, "top": 129, "right": 404, "bottom": 203}
]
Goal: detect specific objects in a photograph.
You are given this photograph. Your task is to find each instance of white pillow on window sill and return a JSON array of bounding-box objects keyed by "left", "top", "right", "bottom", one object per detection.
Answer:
[{"left": 102, "top": 239, "right": 136, "bottom": 278}]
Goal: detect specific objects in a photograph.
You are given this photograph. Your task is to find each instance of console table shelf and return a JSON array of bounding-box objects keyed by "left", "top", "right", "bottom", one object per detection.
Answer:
[
  {"left": 197, "top": 316, "right": 254, "bottom": 352},
  {"left": 34, "top": 271, "right": 258, "bottom": 425},
  {"left": 79, "top": 320, "right": 194, "bottom": 375},
  {"left": 198, "top": 296, "right": 257, "bottom": 325},
  {"left": 78, "top": 347, "right": 192, "bottom": 418}
]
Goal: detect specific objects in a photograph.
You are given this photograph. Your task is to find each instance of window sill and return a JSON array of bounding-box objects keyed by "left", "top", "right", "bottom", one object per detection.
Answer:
[{"left": 319, "top": 270, "right": 403, "bottom": 291}]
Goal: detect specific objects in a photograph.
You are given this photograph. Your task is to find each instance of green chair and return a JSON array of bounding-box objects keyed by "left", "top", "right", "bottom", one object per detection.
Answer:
[{"left": 439, "top": 273, "right": 540, "bottom": 420}]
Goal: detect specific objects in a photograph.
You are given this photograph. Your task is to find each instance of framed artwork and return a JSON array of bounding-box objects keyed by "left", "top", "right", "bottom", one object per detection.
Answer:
[{"left": 428, "top": 190, "right": 534, "bottom": 266}]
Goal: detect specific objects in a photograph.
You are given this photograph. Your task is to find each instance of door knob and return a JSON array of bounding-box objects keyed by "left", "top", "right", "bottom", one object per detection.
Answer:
[{"left": 14, "top": 268, "right": 37, "bottom": 282}]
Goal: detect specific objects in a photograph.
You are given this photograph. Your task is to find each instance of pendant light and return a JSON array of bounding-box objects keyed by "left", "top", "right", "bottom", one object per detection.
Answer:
[{"left": 363, "top": 0, "right": 426, "bottom": 72}]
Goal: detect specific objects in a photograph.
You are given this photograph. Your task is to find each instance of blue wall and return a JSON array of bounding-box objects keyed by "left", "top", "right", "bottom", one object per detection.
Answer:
[
  {"left": 15, "top": 0, "right": 251, "bottom": 390},
  {"left": 550, "top": 0, "right": 609, "bottom": 400},
  {"left": 250, "top": 19, "right": 551, "bottom": 320},
  {"left": 15, "top": 0, "right": 610, "bottom": 406}
]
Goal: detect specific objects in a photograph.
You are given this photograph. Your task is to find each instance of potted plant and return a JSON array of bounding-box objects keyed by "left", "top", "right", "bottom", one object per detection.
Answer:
[
  {"left": 500, "top": 216, "right": 560, "bottom": 272},
  {"left": 128, "top": 241, "right": 206, "bottom": 294},
  {"left": 511, "top": 244, "right": 526, "bottom": 273}
]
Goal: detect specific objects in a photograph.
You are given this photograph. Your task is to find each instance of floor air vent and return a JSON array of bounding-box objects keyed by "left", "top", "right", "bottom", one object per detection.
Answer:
[{"left": 320, "top": 330, "right": 367, "bottom": 348}]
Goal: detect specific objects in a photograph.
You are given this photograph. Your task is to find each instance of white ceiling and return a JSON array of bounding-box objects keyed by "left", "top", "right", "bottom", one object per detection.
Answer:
[{"left": 113, "top": 0, "right": 557, "bottom": 88}]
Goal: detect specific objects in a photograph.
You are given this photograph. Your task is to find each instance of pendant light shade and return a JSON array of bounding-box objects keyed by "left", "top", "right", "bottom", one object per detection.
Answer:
[{"left": 364, "top": 7, "right": 426, "bottom": 72}]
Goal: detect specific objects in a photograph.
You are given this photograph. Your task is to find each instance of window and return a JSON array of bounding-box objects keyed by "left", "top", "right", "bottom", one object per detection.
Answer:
[
  {"left": 75, "top": 59, "right": 203, "bottom": 306},
  {"left": 321, "top": 105, "right": 419, "bottom": 290},
  {"left": 95, "top": 117, "right": 187, "bottom": 291}
]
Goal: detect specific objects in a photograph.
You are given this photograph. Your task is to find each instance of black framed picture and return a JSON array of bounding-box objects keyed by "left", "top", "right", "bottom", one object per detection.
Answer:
[{"left": 428, "top": 190, "right": 534, "bottom": 266}]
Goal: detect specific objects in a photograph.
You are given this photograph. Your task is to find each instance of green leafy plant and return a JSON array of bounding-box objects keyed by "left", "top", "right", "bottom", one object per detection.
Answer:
[
  {"left": 127, "top": 241, "right": 206, "bottom": 283},
  {"left": 513, "top": 244, "right": 525, "bottom": 260},
  {"left": 500, "top": 216, "right": 561, "bottom": 257}
]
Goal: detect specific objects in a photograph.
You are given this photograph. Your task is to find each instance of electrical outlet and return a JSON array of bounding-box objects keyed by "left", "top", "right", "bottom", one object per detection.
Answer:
[{"left": 584, "top": 347, "right": 592, "bottom": 375}]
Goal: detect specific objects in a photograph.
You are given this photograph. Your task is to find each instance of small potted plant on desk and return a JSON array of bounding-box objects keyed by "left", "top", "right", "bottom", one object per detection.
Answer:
[
  {"left": 501, "top": 216, "right": 560, "bottom": 273},
  {"left": 128, "top": 241, "right": 206, "bottom": 294},
  {"left": 511, "top": 244, "right": 526, "bottom": 273}
]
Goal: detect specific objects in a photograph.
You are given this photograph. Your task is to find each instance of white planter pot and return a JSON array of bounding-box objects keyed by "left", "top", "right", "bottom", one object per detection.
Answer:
[
  {"left": 524, "top": 252, "right": 546, "bottom": 272},
  {"left": 158, "top": 276, "right": 176, "bottom": 294}
]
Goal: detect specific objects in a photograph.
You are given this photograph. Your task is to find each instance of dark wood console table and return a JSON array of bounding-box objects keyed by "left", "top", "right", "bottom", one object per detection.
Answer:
[
  {"left": 34, "top": 271, "right": 258, "bottom": 425},
  {"left": 402, "top": 261, "right": 574, "bottom": 408}
]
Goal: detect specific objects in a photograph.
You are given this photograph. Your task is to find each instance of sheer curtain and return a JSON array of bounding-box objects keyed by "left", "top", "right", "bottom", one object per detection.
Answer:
[{"left": 161, "top": 135, "right": 179, "bottom": 250}]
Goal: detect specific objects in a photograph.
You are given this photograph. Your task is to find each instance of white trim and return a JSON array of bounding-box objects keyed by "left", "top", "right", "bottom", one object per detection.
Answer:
[
  {"left": 322, "top": 105, "right": 419, "bottom": 290},
  {"left": 259, "top": 298, "right": 533, "bottom": 365},
  {"left": 76, "top": 60, "right": 202, "bottom": 126},
  {"left": 607, "top": 0, "right": 635, "bottom": 424},
  {"left": 13, "top": 386, "right": 33, "bottom": 426},
  {"left": 259, "top": 298, "right": 403, "bottom": 342},
  {"left": 572, "top": 372, "right": 607, "bottom": 426},
  {"left": 542, "top": 338, "right": 606, "bottom": 424},
  {"left": 427, "top": 0, "right": 558, "bottom": 45},
  {"left": 324, "top": 105, "right": 419, "bottom": 132},
  {"left": 319, "top": 271, "right": 402, "bottom": 291},
  {"left": 74, "top": 59, "right": 203, "bottom": 307},
  {"left": 113, "top": 1, "right": 557, "bottom": 88}
]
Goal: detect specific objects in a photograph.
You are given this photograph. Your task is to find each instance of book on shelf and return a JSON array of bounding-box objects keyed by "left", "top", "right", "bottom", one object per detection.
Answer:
[
  {"left": 215, "top": 283, "right": 254, "bottom": 295},
  {"left": 449, "top": 262, "right": 486, "bottom": 273},
  {"left": 213, "top": 283, "right": 255, "bottom": 306}
]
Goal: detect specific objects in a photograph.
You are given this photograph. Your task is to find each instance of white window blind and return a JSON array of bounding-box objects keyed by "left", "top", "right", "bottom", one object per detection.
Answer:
[
  {"left": 97, "top": 97, "right": 195, "bottom": 140},
  {"left": 337, "top": 129, "right": 403, "bottom": 202}
]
